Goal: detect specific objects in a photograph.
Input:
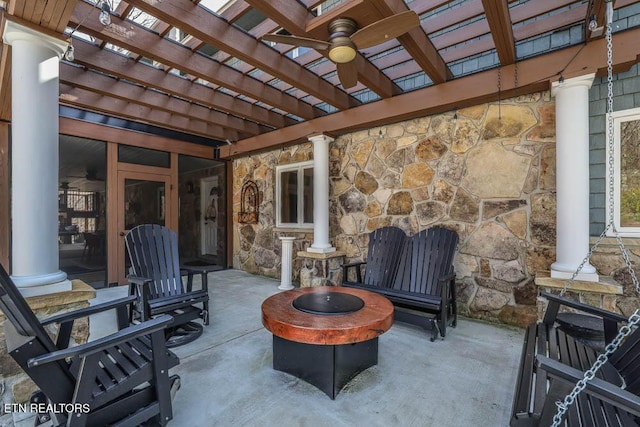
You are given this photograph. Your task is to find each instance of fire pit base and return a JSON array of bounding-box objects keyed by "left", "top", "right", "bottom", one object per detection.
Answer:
[{"left": 273, "top": 335, "right": 378, "bottom": 399}]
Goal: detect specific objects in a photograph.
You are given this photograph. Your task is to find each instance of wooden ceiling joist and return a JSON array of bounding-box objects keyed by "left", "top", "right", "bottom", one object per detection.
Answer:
[
  {"left": 370, "top": 0, "right": 451, "bottom": 84},
  {"left": 69, "top": 1, "right": 321, "bottom": 121},
  {"left": 70, "top": 40, "right": 290, "bottom": 130},
  {"left": 125, "top": 0, "right": 356, "bottom": 111},
  {"left": 59, "top": 63, "right": 261, "bottom": 136},
  {"left": 59, "top": 84, "right": 236, "bottom": 141},
  {"left": 482, "top": 0, "right": 516, "bottom": 65}
]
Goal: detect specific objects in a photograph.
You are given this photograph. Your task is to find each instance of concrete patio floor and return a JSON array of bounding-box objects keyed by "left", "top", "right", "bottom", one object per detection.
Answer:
[{"left": 87, "top": 269, "right": 524, "bottom": 427}]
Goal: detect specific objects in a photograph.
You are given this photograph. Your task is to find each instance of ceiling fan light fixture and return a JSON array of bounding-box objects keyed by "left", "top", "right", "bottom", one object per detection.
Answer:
[
  {"left": 99, "top": 1, "right": 112, "bottom": 26},
  {"left": 329, "top": 45, "right": 356, "bottom": 64}
]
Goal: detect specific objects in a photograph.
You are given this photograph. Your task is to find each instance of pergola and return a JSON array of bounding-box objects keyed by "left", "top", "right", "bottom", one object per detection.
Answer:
[{"left": 1, "top": 0, "right": 638, "bottom": 159}]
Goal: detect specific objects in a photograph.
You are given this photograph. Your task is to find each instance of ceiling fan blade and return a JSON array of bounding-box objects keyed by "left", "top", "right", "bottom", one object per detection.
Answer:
[
  {"left": 261, "top": 34, "right": 331, "bottom": 51},
  {"left": 337, "top": 61, "right": 358, "bottom": 89},
  {"left": 351, "top": 11, "right": 421, "bottom": 49}
]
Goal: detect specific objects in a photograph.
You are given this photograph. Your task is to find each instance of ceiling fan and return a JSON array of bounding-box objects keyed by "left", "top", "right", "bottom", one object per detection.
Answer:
[{"left": 261, "top": 10, "right": 420, "bottom": 89}]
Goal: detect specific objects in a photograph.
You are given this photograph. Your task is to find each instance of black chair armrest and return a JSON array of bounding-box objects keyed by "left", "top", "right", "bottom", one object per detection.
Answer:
[
  {"left": 541, "top": 291, "right": 628, "bottom": 323},
  {"left": 127, "top": 275, "right": 153, "bottom": 287},
  {"left": 27, "top": 315, "right": 174, "bottom": 367},
  {"left": 536, "top": 355, "right": 640, "bottom": 417},
  {"left": 180, "top": 267, "right": 211, "bottom": 293},
  {"left": 41, "top": 296, "right": 137, "bottom": 326},
  {"left": 343, "top": 262, "right": 366, "bottom": 284}
]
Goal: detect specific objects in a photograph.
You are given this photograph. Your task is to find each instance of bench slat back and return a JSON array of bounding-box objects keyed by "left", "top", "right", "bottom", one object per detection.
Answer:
[
  {"left": 610, "top": 326, "right": 640, "bottom": 394},
  {"left": 126, "top": 224, "right": 184, "bottom": 299},
  {"left": 363, "top": 226, "right": 407, "bottom": 289},
  {"left": 394, "top": 227, "right": 458, "bottom": 296}
]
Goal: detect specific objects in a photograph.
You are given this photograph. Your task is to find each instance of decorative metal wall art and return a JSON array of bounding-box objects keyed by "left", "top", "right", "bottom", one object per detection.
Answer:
[{"left": 238, "top": 180, "right": 259, "bottom": 224}]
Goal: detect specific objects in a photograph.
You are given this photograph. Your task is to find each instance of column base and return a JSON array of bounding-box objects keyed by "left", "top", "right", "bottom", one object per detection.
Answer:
[
  {"left": 550, "top": 262, "right": 599, "bottom": 282},
  {"left": 278, "top": 283, "right": 295, "bottom": 291},
  {"left": 306, "top": 246, "right": 336, "bottom": 254},
  {"left": 11, "top": 270, "right": 72, "bottom": 297}
]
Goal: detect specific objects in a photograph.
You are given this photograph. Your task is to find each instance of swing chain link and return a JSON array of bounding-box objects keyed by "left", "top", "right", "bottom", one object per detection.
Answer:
[{"left": 552, "top": 2, "right": 640, "bottom": 424}]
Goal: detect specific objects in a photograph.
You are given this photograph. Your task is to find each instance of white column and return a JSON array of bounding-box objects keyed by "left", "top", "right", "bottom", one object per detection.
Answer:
[
  {"left": 307, "top": 134, "right": 335, "bottom": 254},
  {"left": 3, "top": 20, "right": 72, "bottom": 296},
  {"left": 278, "top": 236, "right": 296, "bottom": 290},
  {"left": 550, "top": 74, "right": 599, "bottom": 282}
]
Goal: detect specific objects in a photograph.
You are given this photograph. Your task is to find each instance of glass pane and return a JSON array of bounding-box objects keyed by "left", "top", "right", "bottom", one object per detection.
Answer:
[
  {"left": 281, "top": 170, "right": 298, "bottom": 223},
  {"left": 59, "top": 135, "right": 107, "bottom": 288},
  {"left": 303, "top": 167, "right": 314, "bottom": 223},
  {"left": 124, "top": 179, "right": 166, "bottom": 229},
  {"left": 620, "top": 118, "right": 640, "bottom": 227},
  {"left": 118, "top": 145, "right": 170, "bottom": 168}
]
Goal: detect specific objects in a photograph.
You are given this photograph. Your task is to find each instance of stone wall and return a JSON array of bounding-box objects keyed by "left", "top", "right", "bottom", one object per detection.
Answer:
[{"left": 233, "top": 92, "right": 557, "bottom": 326}]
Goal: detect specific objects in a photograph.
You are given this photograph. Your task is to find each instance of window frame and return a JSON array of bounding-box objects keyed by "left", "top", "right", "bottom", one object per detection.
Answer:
[
  {"left": 275, "top": 160, "right": 314, "bottom": 229},
  {"left": 606, "top": 107, "right": 640, "bottom": 237}
]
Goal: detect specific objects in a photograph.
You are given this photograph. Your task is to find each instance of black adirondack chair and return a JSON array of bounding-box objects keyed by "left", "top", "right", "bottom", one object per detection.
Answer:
[
  {"left": 0, "top": 264, "right": 180, "bottom": 427},
  {"left": 511, "top": 292, "right": 640, "bottom": 426},
  {"left": 342, "top": 226, "right": 407, "bottom": 288},
  {"left": 125, "top": 224, "right": 212, "bottom": 347},
  {"left": 392, "top": 226, "right": 459, "bottom": 339}
]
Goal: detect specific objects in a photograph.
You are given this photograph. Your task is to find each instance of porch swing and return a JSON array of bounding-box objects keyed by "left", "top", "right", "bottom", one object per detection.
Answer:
[{"left": 511, "top": 2, "right": 640, "bottom": 426}]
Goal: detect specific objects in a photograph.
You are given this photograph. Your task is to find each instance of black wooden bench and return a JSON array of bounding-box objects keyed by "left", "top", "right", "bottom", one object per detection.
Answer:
[
  {"left": 343, "top": 226, "right": 459, "bottom": 341},
  {"left": 511, "top": 292, "right": 640, "bottom": 426}
]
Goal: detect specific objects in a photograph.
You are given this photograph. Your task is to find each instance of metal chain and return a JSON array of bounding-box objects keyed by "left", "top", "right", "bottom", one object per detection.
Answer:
[
  {"left": 552, "top": 2, "right": 640, "bottom": 424},
  {"left": 514, "top": 61, "right": 519, "bottom": 93}
]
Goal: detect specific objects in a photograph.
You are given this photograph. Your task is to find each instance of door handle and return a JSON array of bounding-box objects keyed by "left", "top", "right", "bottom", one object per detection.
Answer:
[{"left": 119, "top": 231, "right": 126, "bottom": 236}]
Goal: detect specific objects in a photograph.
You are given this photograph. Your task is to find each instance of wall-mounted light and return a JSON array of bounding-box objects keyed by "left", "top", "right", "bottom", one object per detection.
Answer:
[{"left": 99, "top": 1, "right": 112, "bottom": 26}]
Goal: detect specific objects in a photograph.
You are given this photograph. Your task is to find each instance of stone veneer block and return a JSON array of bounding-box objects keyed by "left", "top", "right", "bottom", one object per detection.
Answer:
[
  {"left": 534, "top": 271, "right": 623, "bottom": 295},
  {"left": 298, "top": 251, "right": 345, "bottom": 288}
]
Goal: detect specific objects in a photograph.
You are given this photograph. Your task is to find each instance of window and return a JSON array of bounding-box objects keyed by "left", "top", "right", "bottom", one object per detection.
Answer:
[
  {"left": 606, "top": 107, "right": 640, "bottom": 236},
  {"left": 276, "top": 161, "right": 313, "bottom": 228}
]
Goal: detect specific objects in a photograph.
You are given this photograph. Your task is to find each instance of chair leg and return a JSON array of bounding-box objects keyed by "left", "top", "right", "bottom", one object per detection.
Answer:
[
  {"left": 203, "top": 300, "right": 210, "bottom": 326},
  {"left": 150, "top": 329, "right": 173, "bottom": 426}
]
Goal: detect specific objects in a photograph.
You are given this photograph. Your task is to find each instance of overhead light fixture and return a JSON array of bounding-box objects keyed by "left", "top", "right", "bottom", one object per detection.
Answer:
[
  {"left": 328, "top": 39, "right": 356, "bottom": 64},
  {"left": 99, "top": 1, "right": 112, "bottom": 26},
  {"left": 64, "top": 38, "right": 75, "bottom": 61},
  {"left": 588, "top": 14, "right": 598, "bottom": 32}
]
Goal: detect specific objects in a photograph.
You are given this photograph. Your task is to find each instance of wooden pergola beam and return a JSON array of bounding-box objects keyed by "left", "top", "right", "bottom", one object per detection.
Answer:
[
  {"left": 370, "top": 0, "right": 451, "bottom": 84},
  {"left": 245, "top": 0, "right": 399, "bottom": 99},
  {"left": 59, "top": 84, "right": 236, "bottom": 141},
  {"left": 126, "top": 0, "right": 355, "bottom": 111},
  {"left": 70, "top": 40, "right": 290, "bottom": 130},
  {"left": 482, "top": 0, "right": 516, "bottom": 65},
  {"left": 69, "top": 1, "right": 322, "bottom": 120},
  {"left": 222, "top": 26, "right": 640, "bottom": 157},
  {"left": 59, "top": 63, "right": 261, "bottom": 136}
]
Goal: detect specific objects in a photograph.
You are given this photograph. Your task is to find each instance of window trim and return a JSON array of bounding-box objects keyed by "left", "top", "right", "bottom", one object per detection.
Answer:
[
  {"left": 275, "top": 160, "right": 314, "bottom": 228},
  {"left": 606, "top": 107, "right": 640, "bottom": 237}
]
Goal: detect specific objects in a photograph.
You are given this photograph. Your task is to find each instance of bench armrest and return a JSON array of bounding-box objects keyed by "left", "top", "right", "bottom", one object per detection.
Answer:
[
  {"left": 41, "top": 296, "right": 136, "bottom": 326},
  {"left": 343, "top": 261, "right": 366, "bottom": 284},
  {"left": 27, "top": 315, "right": 173, "bottom": 367},
  {"left": 536, "top": 355, "right": 640, "bottom": 417}
]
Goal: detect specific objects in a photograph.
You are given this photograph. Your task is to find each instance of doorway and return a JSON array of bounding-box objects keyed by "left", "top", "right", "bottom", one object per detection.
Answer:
[
  {"left": 115, "top": 170, "right": 173, "bottom": 284},
  {"left": 201, "top": 176, "right": 218, "bottom": 257}
]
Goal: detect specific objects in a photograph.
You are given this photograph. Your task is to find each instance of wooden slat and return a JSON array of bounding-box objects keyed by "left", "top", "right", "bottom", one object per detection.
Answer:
[
  {"left": 71, "top": 41, "right": 289, "bottom": 129},
  {"left": 126, "top": 0, "right": 355, "bottom": 111},
  {"left": 482, "top": 0, "right": 516, "bottom": 65},
  {"left": 369, "top": 0, "right": 451, "bottom": 84},
  {"left": 59, "top": 63, "right": 262, "bottom": 136},
  {"left": 59, "top": 84, "right": 238, "bottom": 141},
  {"left": 69, "top": 2, "right": 322, "bottom": 121}
]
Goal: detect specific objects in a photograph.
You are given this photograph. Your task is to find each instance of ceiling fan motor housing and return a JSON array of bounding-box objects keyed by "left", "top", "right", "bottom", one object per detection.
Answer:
[{"left": 328, "top": 18, "right": 358, "bottom": 63}]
